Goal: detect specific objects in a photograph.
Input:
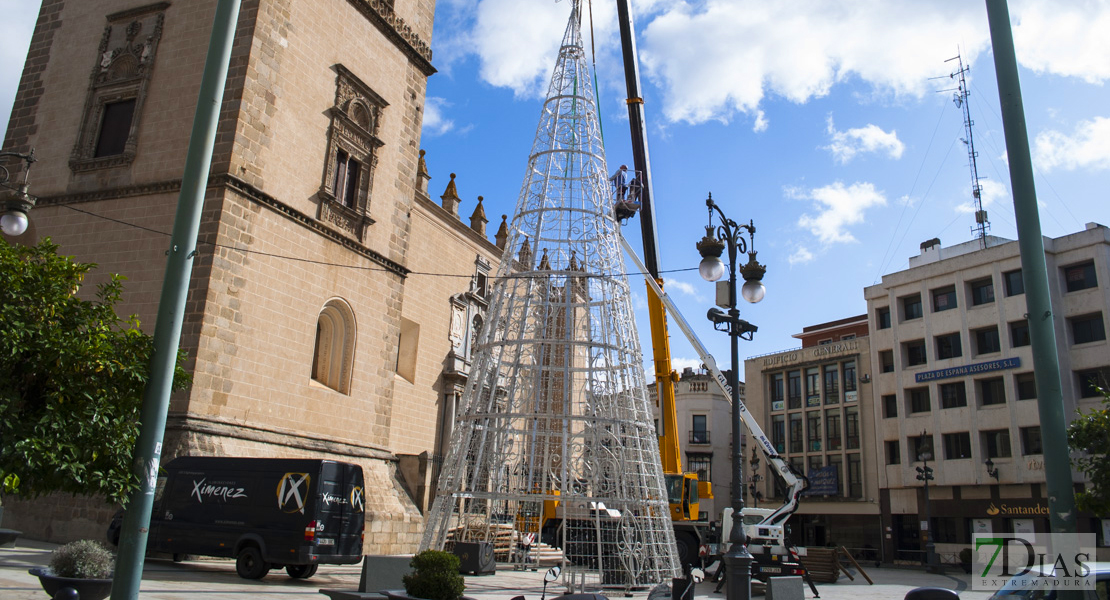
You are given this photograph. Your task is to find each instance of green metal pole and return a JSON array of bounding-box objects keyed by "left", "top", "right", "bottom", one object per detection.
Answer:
[
  {"left": 110, "top": 0, "right": 241, "bottom": 597},
  {"left": 984, "top": 0, "right": 1077, "bottom": 536}
]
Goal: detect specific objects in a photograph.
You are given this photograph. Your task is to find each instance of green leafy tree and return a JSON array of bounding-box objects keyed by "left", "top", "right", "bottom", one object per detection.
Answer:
[
  {"left": 1068, "top": 387, "right": 1110, "bottom": 517},
  {"left": 0, "top": 238, "right": 189, "bottom": 504}
]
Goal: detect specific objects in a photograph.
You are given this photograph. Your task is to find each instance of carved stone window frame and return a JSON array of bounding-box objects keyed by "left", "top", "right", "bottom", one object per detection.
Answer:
[
  {"left": 312, "top": 298, "right": 357, "bottom": 395},
  {"left": 317, "top": 64, "right": 388, "bottom": 242},
  {"left": 70, "top": 3, "right": 168, "bottom": 173}
]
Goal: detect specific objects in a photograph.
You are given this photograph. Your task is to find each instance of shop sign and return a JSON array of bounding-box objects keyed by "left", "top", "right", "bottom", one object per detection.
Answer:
[
  {"left": 760, "top": 341, "right": 860, "bottom": 368},
  {"left": 985, "top": 501, "right": 1049, "bottom": 516},
  {"left": 915, "top": 357, "right": 1021, "bottom": 383}
]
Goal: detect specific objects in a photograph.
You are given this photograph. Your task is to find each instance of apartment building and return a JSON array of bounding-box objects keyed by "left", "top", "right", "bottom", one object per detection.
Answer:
[
  {"left": 744, "top": 316, "right": 882, "bottom": 555},
  {"left": 864, "top": 224, "right": 1110, "bottom": 563}
]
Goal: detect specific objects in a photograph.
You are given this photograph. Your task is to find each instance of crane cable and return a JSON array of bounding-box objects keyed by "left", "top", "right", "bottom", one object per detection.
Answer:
[{"left": 588, "top": 0, "right": 605, "bottom": 145}]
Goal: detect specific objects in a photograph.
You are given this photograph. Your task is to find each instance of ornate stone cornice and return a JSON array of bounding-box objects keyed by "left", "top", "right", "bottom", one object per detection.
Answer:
[
  {"left": 167, "top": 414, "right": 397, "bottom": 461},
  {"left": 37, "top": 175, "right": 410, "bottom": 278},
  {"left": 35, "top": 179, "right": 184, "bottom": 206},
  {"left": 215, "top": 174, "right": 409, "bottom": 277},
  {"left": 345, "top": 0, "right": 436, "bottom": 76}
]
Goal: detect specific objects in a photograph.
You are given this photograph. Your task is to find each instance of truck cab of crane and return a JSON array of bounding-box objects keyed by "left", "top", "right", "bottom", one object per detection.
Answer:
[{"left": 666, "top": 473, "right": 702, "bottom": 521}]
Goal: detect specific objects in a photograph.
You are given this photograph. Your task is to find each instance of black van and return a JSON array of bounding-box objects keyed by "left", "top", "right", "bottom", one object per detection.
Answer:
[{"left": 108, "top": 456, "right": 365, "bottom": 579}]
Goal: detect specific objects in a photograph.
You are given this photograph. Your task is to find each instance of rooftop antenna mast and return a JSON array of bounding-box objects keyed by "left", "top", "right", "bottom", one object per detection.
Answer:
[{"left": 946, "top": 51, "right": 990, "bottom": 248}]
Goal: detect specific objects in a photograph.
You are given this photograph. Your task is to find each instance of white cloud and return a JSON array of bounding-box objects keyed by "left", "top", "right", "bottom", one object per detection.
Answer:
[
  {"left": 0, "top": 3, "right": 37, "bottom": 134},
  {"left": 823, "top": 116, "right": 905, "bottom": 163},
  {"left": 1011, "top": 1, "right": 1110, "bottom": 84},
  {"left": 467, "top": 0, "right": 618, "bottom": 99},
  {"left": 638, "top": 1, "right": 987, "bottom": 124},
  {"left": 788, "top": 246, "right": 815, "bottom": 265},
  {"left": 438, "top": 1, "right": 1110, "bottom": 125},
  {"left": 422, "top": 97, "right": 455, "bottom": 136},
  {"left": 1033, "top": 117, "right": 1110, "bottom": 172},
  {"left": 752, "top": 110, "right": 768, "bottom": 133},
  {"left": 955, "top": 179, "right": 1010, "bottom": 214},
  {"left": 662, "top": 278, "right": 704, "bottom": 301},
  {"left": 670, "top": 357, "right": 704, "bottom": 373},
  {"left": 790, "top": 182, "right": 888, "bottom": 245}
]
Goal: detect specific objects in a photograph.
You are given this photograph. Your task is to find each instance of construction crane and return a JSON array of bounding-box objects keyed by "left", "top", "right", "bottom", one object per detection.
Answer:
[
  {"left": 612, "top": 0, "right": 711, "bottom": 569},
  {"left": 613, "top": 0, "right": 810, "bottom": 579}
]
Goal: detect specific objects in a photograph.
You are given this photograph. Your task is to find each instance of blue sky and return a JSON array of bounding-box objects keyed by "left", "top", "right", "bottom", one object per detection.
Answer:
[{"left": 3, "top": 0, "right": 1108, "bottom": 377}]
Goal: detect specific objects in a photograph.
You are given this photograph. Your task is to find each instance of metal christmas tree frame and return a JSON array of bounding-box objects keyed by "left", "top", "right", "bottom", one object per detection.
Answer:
[{"left": 419, "top": 0, "right": 678, "bottom": 588}]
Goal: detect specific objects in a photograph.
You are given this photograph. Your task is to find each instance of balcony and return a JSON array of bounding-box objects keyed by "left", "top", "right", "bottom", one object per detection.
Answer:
[{"left": 689, "top": 430, "right": 711, "bottom": 444}]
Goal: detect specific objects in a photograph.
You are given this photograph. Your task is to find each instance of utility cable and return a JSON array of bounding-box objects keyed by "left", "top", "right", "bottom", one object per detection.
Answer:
[
  {"left": 57, "top": 202, "right": 699, "bottom": 280},
  {"left": 874, "top": 98, "right": 950, "bottom": 281}
]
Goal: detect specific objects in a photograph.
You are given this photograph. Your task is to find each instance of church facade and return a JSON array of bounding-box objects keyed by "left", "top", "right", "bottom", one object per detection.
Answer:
[{"left": 3, "top": 0, "right": 505, "bottom": 552}]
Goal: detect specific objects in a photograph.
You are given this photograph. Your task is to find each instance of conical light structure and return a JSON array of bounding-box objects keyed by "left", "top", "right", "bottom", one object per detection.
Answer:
[{"left": 419, "top": 1, "right": 679, "bottom": 587}]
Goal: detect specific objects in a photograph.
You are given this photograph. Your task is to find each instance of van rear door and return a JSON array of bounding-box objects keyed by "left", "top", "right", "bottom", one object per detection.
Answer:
[{"left": 314, "top": 461, "right": 364, "bottom": 561}]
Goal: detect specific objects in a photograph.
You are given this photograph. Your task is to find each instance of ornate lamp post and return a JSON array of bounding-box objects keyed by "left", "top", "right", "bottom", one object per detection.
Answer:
[
  {"left": 748, "top": 447, "right": 763, "bottom": 507},
  {"left": 915, "top": 431, "right": 939, "bottom": 573},
  {"left": 0, "top": 149, "right": 37, "bottom": 237},
  {"left": 696, "top": 194, "right": 765, "bottom": 600}
]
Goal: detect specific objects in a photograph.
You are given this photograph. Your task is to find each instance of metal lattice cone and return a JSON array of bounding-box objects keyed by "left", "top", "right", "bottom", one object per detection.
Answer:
[{"left": 419, "top": 1, "right": 679, "bottom": 588}]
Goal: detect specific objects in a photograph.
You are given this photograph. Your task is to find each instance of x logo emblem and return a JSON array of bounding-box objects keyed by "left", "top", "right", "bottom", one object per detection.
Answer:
[{"left": 278, "top": 472, "right": 311, "bottom": 514}]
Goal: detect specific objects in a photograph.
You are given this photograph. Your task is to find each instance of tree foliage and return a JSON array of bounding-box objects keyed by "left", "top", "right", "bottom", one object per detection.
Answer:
[
  {"left": 1067, "top": 388, "right": 1110, "bottom": 517},
  {"left": 0, "top": 238, "right": 189, "bottom": 504}
]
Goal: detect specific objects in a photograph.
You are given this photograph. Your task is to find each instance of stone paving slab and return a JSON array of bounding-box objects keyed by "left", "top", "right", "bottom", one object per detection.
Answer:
[{"left": 0, "top": 539, "right": 993, "bottom": 600}]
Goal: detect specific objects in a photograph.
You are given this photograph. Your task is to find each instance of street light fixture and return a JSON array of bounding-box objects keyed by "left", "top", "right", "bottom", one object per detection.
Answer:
[
  {"left": 985, "top": 458, "right": 999, "bottom": 481},
  {"left": 748, "top": 447, "right": 763, "bottom": 507},
  {"left": 696, "top": 193, "right": 765, "bottom": 600},
  {"left": 0, "top": 149, "right": 37, "bottom": 237}
]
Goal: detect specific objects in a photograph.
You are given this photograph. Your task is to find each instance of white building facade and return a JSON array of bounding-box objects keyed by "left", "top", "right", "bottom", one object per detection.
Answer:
[
  {"left": 650, "top": 367, "right": 737, "bottom": 522},
  {"left": 864, "top": 224, "right": 1110, "bottom": 563}
]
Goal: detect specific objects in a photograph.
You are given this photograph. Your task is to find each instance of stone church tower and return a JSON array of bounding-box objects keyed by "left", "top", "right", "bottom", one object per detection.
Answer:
[{"left": 2, "top": 0, "right": 503, "bottom": 552}]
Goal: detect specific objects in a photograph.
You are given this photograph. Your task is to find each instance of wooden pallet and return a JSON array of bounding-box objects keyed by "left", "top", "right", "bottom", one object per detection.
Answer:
[
  {"left": 798, "top": 547, "right": 840, "bottom": 583},
  {"left": 445, "top": 524, "right": 564, "bottom": 564}
]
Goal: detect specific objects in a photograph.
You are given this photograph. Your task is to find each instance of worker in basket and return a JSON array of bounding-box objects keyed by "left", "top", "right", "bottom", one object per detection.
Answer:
[{"left": 610, "top": 164, "right": 641, "bottom": 221}]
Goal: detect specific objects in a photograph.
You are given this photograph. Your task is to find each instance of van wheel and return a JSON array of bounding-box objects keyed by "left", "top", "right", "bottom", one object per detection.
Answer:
[
  {"left": 236, "top": 546, "right": 270, "bottom": 579},
  {"left": 286, "top": 564, "right": 319, "bottom": 579}
]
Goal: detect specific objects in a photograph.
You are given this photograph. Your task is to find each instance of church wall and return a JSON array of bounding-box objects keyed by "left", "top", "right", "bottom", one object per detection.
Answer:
[{"left": 3, "top": 0, "right": 445, "bottom": 550}]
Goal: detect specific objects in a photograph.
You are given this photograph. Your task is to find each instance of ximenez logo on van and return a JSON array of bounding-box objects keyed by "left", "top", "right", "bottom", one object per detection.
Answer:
[
  {"left": 190, "top": 478, "right": 248, "bottom": 503},
  {"left": 322, "top": 492, "right": 349, "bottom": 507},
  {"left": 278, "top": 472, "right": 311, "bottom": 514}
]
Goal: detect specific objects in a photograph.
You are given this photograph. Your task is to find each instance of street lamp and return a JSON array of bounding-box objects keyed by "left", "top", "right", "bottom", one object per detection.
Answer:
[
  {"left": 985, "top": 458, "right": 999, "bottom": 481},
  {"left": 0, "top": 149, "right": 37, "bottom": 237},
  {"left": 696, "top": 193, "right": 765, "bottom": 600},
  {"left": 748, "top": 447, "right": 763, "bottom": 507},
  {"left": 915, "top": 432, "right": 939, "bottom": 573}
]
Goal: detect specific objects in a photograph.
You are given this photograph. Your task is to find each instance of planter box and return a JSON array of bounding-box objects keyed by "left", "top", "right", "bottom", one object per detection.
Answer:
[{"left": 28, "top": 567, "right": 113, "bottom": 600}]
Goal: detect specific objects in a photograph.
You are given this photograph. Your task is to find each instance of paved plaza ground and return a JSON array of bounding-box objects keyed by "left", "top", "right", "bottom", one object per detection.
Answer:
[{"left": 1, "top": 538, "right": 993, "bottom": 600}]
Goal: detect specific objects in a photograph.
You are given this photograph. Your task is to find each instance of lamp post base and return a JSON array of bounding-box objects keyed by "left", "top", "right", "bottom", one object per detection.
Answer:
[
  {"left": 723, "top": 546, "right": 754, "bottom": 600},
  {"left": 925, "top": 542, "right": 944, "bottom": 574}
]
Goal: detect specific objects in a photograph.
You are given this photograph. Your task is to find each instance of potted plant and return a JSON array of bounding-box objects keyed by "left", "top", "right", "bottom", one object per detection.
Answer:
[
  {"left": 387, "top": 549, "right": 470, "bottom": 600},
  {"left": 29, "top": 539, "right": 114, "bottom": 600},
  {"left": 0, "top": 473, "right": 22, "bottom": 545},
  {"left": 958, "top": 547, "right": 973, "bottom": 574}
]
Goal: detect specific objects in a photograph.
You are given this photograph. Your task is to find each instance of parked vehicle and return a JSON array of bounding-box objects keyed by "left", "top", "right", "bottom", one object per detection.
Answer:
[
  {"left": 108, "top": 456, "right": 365, "bottom": 579},
  {"left": 903, "top": 561, "right": 1110, "bottom": 599}
]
